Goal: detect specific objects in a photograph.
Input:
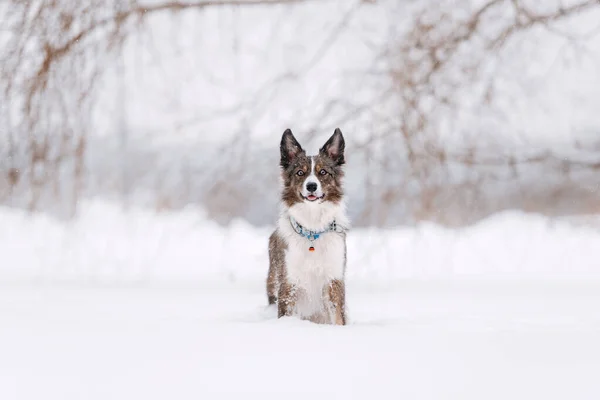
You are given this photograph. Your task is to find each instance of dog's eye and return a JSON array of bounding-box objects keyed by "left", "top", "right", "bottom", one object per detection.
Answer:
[
  {"left": 319, "top": 169, "right": 327, "bottom": 176},
  {"left": 296, "top": 170, "right": 305, "bottom": 176}
]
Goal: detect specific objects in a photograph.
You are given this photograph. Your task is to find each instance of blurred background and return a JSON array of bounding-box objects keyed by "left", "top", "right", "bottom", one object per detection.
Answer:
[
  {"left": 2, "top": 0, "right": 599, "bottom": 226},
  {"left": 1, "top": 0, "right": 600, "bottom": 282}
]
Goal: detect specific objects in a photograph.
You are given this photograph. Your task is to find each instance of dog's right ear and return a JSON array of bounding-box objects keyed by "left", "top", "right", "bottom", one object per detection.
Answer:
[{"left": 280, "top": 129, "right": 304, "bottom": 168}]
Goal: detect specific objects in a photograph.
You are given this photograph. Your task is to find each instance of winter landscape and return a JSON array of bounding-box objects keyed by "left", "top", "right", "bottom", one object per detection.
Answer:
[{"left": 2, "top": 1, "right": 600, "bottom": 399}]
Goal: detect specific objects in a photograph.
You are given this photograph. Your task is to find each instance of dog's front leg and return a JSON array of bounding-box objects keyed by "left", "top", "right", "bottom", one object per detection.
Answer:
[
  {"left": 277, "top": 281, "right": 297, "bottom": 318},
  {"left": 328, "top": 279, "right": 346, "bottom": 325}
]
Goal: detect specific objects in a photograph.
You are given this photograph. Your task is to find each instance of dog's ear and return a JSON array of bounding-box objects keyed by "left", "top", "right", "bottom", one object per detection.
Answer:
[
  {"left": 280, "top": 129, "right": 304, "bottom": 168},
  {"left": 320, "top": 128, "right": 345, "bottom": 165}
]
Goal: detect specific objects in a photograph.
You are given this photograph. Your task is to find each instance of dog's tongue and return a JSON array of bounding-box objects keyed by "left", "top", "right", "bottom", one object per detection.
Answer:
[{"left": 307, "top": 195, "right": 318, "bottom": 201}]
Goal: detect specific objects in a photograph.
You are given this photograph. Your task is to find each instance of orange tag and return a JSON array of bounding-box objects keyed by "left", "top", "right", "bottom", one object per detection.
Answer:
[{"left": 309, "top": 246, "right": 315, "bottom": 252}]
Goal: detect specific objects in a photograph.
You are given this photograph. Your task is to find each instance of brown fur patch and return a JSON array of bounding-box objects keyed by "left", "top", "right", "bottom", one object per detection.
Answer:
[
  {"left": 277, "top": 281, "right": 298, "bottom": 318},
  {"left": 267, "top": 232, "right": 286, "bottom": 305},
  {"left": 281, "top": 153, "right": 311, "bottom": 208},
  {"left": 268, "top": 230, "right": 299, "bottom": 318},
  {"left": 328, "top": 279, "right": 346, "bottom": 325},
  {"left": 313, "top": 153, "right": 345, "bottom": 204}
]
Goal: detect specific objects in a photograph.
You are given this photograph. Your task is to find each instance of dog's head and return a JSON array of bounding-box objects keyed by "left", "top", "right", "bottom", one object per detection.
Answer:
[{"left": 279, "top": 128, "right": 345, "bottom": 207}]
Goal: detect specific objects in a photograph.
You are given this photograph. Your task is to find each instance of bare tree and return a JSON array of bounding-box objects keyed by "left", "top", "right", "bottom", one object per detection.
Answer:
[
  {"left": 0, "top": 0, "right": 321, "bottom": 215},
  {"left": 2, "top": 0, "right": 599, "bottom": 225},
  {"left": 378, "top": 0, "right": 600, "bottom": 223}
]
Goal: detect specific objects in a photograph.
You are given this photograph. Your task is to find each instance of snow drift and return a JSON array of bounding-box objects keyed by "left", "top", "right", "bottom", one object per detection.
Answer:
[{"left": 1, "top": 201, "right": 599, "bottom": 282}]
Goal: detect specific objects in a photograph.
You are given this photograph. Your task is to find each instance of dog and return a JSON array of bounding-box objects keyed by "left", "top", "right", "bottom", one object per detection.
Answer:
[{"left": 267, "top": 128, "right": 349, "bottom": 325}]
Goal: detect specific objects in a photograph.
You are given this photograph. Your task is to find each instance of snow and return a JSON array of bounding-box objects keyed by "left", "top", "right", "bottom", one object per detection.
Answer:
[
  {"left": 1, "top": 203, "right": 600, "bottom": 399},
  {"left": 2, "top": 201, "right": 599, "bottom": 282},
  {"left": 2, "top": 280, "right": 600, "bottom": 399}
]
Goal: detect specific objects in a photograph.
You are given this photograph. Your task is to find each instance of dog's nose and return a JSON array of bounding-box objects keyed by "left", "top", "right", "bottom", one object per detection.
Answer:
[{"left": 306, "top": 182, "right": 318, "bottom": 193}]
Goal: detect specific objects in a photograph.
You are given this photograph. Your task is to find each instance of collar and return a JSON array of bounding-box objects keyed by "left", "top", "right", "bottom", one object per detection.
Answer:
[{"left": 289, "top": 216, "right": 345, "bottom": 241}]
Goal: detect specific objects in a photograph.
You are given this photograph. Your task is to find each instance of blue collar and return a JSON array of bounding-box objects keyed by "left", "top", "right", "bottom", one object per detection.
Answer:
[{"left": 289, "top": 216, "right": 344, "bottom": 241}]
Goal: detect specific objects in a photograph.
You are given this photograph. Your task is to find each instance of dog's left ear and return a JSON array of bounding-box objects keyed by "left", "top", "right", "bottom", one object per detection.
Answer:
[{"left": 320, "top": 128, "right": 345, "bottom": 166}]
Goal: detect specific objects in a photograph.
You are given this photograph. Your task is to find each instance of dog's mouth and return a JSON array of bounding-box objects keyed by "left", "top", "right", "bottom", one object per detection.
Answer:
[{"left": 302, "top": 193, "right": 325, "bottom": 202}]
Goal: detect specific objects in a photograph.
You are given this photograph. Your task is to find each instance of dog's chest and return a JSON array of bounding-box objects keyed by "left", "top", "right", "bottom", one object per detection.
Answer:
[{"left": 284, "top": 231, "right": 346, "bottom": 287}]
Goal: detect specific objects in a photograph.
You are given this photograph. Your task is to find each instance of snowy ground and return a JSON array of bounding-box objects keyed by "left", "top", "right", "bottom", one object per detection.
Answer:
[
  {"left": 2, "top": 280, "right": 600, "bottom": 400},
  {"left": 2, "top": 203, "right": 600, "bottom": 399}
]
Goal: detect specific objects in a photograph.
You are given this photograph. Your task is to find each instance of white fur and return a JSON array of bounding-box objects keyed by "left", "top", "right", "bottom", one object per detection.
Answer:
[
  {"left": 301, "top": 156, "right": 324, "bottom": 199},
  {"left": 277, "top": 200, "right": 349, "bottom": 320}
]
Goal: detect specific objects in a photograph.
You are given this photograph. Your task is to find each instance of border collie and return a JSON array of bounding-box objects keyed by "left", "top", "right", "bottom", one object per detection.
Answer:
[{"left": 267, "top": 128, "right": 349, "bottom": 325}]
